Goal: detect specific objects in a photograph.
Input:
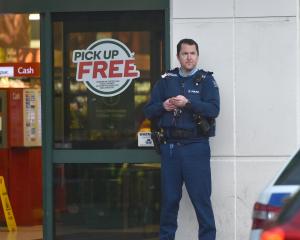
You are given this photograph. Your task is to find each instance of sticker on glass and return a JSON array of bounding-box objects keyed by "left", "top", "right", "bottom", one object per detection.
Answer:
[{"left": 73, "top": 38, "right": 140, "bottom": 97}]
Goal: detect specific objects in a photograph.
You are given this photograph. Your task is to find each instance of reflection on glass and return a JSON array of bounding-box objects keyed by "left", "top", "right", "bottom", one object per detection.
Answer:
[
  {"left": 54, "top": 163, "right": 160, "bottom": 240},
  {"left": 53, "top": 11, "right": 164, "bottom": 149},
  {"left": 0, "top": 14, "right": 30, "bottom": 48}
]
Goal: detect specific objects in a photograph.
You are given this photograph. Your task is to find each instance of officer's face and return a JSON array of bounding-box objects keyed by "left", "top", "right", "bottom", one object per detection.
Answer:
[{"left": 177, "top": 43, "right": 199, "bottom": 72}]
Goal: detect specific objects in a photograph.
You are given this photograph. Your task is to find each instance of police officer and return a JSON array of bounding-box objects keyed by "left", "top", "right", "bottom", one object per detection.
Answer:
[{"left": 144, "top": 39, "right": 220, "bottom": 240}]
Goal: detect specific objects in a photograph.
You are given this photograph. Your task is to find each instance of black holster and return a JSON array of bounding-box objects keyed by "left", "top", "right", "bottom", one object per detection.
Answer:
[
  {"left": 193, "top": 114, "right": 215, "bottom": 137},
  {"left": 151, "top": 130, "right": 165, "bottom": 154}
]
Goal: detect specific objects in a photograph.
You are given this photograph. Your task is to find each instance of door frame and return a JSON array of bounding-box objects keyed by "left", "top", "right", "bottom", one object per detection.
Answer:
[{"left": 0, "top": 1, "right": 170, "bottom": 239}]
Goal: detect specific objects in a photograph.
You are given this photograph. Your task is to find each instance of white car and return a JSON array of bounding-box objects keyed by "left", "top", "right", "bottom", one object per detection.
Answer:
[{"left": 249, "top": 147, "right": 300, "bottom": 240}]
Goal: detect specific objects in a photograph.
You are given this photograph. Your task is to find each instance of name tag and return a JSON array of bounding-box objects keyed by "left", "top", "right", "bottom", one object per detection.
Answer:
[{"left": 188, "top": 89, "right": 199, "bottom": 94}]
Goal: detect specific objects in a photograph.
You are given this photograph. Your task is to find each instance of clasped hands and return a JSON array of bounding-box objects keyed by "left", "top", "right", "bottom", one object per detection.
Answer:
[{"left": 163, "top": 95, "right": 188, "bottom": 111}]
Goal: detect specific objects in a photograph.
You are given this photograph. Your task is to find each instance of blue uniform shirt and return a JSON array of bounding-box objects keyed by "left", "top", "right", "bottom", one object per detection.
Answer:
[{"left": 143, "top": 68, "right": 220, "bottom": 137}]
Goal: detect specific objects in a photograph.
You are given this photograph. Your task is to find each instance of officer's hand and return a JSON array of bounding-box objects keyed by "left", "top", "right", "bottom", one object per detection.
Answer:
[
  {"left": 170, "top": 95, "right": 188, "bottom": 108},
  {"left": 163, "top": 99, "right": 177, "bottom": 111}
]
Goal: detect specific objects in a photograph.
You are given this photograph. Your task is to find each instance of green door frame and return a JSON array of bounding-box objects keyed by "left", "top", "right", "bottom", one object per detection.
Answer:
[{"left": 0, "top": 1, "right": 170, "bottom": 239}]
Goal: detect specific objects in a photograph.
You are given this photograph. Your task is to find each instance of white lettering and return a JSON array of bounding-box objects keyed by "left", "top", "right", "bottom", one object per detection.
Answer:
[
  {"left": 188, "top": 90, "right": 199, "bottom": 94},
  {"left": 18, "top": 67, "right": 34, "bottom": 75}
]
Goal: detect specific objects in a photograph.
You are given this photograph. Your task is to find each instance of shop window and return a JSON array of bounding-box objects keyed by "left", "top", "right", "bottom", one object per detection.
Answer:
[
  {"left": 0, "top": 13, "right": 40, "bottom": 88},
  {"left": 0, "top": 13, "right": 42, "bottom": 234},
  {"left": 53, "top": 11, "right": 165, "bottom": 149}
]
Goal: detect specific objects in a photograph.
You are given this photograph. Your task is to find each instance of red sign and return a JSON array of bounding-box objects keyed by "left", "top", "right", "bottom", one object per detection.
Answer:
[{"left": 0, "top": 63, "right": 40, "bottom": 78}]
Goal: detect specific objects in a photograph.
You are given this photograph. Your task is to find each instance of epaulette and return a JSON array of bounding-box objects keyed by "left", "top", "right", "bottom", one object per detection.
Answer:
[
  {"left": 200, "top": 70, "right": 213, "bottom": 76},
  {"left": 200, "top": 70, "right": 218, "bottom": 88},
  {"left": 161, "top": 67, "right": 179, "bottom": 78},
  {"left": 193, "top": 70, "right": 214, "bottom": 85}
]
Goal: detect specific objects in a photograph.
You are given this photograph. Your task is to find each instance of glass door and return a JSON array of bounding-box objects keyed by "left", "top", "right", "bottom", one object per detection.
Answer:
[{"left": 52, "top": 11, "right": 165, "bottom": 240}]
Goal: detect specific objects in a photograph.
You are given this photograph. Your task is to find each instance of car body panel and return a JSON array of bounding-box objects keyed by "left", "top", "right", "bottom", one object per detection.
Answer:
[
  {"left": 260, "top": 190, "right": 300, "bottom": 239},
  {"left": 249, "top": 147, "right": 300, "bottom": 240},
  {"left": 250, "top": 187, "right": 299, "bottom": 240}
]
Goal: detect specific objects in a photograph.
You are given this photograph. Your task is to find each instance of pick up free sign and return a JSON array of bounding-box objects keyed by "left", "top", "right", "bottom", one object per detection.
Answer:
[{"left": 72, "top": 39, "right": 140, "bottom": 97}]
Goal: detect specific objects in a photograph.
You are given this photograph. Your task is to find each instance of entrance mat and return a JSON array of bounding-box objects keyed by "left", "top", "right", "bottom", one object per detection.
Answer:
[{"left": 55, "top": 232, "right": 158, "bottom": 240}]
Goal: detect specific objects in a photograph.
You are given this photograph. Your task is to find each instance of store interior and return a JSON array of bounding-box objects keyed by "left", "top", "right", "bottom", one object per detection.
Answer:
[
  {"left": 0, "top": 12, "right": 162, "bottom": 240},
  {"left": 0, "top": 13, "right": 42, "bottom": 240}
]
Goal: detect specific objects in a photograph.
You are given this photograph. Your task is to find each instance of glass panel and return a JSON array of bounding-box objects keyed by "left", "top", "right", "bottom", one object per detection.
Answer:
[
  {"left": 54, "top": 163, "right": 160, "bottom": 240},
  {"left": 275, "top": 150, "right": 300, "bottom": 185},
  {"left": 53, "top": 11, "right": 164, "bottom": 149},
  {"left": 0, "top": 13, "right": 43, "bottom": 240}
]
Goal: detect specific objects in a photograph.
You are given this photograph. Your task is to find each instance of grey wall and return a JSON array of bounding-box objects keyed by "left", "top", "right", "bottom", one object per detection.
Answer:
[{"left": 170, "top": 0, "right": 298, "bottom": 239}]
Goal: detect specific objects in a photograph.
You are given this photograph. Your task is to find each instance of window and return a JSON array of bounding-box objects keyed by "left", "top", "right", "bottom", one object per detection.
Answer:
[
  {"left": 275, "top": 150, "right": 300, "bottom": 185},
  {"left": 54, "top": 163, "right": 160, "bottom": 239},
  {"left": 53, "top": 11, "right": 165, "bottom": 149}
]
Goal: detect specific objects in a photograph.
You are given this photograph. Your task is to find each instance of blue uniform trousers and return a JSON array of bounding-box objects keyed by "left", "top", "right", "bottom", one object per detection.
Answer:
[{"left": 159, "top": 141, "right": 216, "bottom": 240}]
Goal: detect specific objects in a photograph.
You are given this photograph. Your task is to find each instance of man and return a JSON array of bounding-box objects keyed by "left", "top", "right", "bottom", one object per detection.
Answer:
[{"left": 144, "top": 39, "right": 220, "bottom": 240}]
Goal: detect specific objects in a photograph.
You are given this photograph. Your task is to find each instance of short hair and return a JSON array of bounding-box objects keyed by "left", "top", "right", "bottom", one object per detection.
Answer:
[{"left": 177, "top": 38, "right": 199, "bottom": 56}]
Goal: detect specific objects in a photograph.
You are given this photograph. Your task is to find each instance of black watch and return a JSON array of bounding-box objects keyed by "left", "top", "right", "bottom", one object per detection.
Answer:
[{"left": 185, "top": 100, "right": 192, "bottom": 110}]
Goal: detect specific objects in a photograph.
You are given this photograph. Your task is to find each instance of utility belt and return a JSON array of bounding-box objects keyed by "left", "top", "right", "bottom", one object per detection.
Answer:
[
  {"left": 151, "top": 128, "right": 208, "bottom": 154},
  {"left": 163, "top": 128, "right": 199, "bottom": 139}
]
